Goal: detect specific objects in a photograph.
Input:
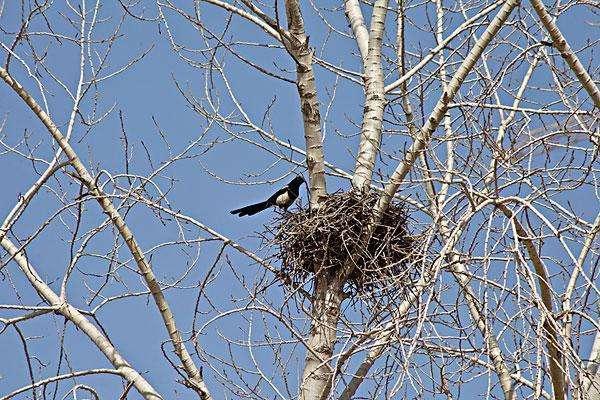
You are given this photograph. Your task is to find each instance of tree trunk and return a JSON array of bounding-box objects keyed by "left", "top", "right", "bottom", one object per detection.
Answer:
[
  {"left": 285, "top": 0, "right": 327, "bottom": 208},
  {"left": 352, "top": 0, "right": 389, "bottom": 191},
  {"left": 300, "top": 274, "right": 344, "bottom": 400}
]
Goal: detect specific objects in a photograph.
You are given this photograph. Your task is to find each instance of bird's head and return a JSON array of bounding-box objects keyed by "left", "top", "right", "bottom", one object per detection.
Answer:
[{"left": 289, "top": 175, "right": 305, "bottom": 189}]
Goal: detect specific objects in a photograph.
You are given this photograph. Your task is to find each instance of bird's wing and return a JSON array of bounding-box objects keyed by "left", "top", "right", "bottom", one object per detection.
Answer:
[
  {"left": 267, "top": 187, "right": 288, "bottom": 204},
  {"left": 274, "top": 191, "right": 292, "bottom": 208}
]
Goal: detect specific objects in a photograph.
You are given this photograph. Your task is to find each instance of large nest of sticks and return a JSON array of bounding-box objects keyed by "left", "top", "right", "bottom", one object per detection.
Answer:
[{"left": 272, "top": 191, "right": 417, "bottom": 296}]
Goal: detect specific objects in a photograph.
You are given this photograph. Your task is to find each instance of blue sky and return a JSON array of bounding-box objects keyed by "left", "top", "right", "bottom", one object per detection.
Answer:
[{"left": 1, "top": 1, "right": 598, "bottom": 399}]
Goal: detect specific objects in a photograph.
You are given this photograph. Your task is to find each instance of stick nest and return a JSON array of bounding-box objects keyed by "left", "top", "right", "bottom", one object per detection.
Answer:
[{"left": 272, "top": 191, "right": 417, "bottom": 296}]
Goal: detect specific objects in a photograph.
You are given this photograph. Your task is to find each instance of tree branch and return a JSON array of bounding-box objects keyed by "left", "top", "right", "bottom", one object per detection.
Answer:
[
  {"left": 375, "top": 0, "right": 520, "bottom": 216},
  {"left": 0, "top": 66, "right": 212, "bottom": 400},
  {"left": 496, "top": 202, "right": 566, "bottom": 400},
  {"left": 344, "top": 0, "right": 369, "bottom": 64},
  {"left": 0, "top": 237, "right": 161, "bottom": 400},
  {"left": 352, "top": 0, "right": 389, "bottom": 191},
  {"left": 528, "top": 0, "right": 600, "bottom": 107}
]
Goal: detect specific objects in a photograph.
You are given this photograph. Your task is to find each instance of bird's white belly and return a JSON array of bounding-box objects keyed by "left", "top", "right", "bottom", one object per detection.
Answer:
[{"left": 275, "top": 192, "right": 291, "bottom": 207}]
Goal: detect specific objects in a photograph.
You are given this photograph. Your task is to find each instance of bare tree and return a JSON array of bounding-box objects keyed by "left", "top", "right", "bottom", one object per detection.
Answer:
[{"left": 1, "top": 0, "right": 599, "bottom": 399}]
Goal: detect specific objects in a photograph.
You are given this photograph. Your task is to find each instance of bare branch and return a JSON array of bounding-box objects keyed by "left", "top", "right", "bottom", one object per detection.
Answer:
[
  {"left": 0, "top": 237, "right": 161, "bottom": 400},
  {"left": 0, "top": 66, "right": 212, "bottom": 400},
  {"left": 529, "top": 0, "right": 600, "bottom": 107},
  {"left": 375, "top": 0, "right": 520, "bottom": 215}
]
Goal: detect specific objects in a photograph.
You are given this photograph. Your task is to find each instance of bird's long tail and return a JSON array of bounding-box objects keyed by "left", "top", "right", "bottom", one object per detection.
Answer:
[{"left": 230, "top": 200, "right": 271, "bottom": 217}]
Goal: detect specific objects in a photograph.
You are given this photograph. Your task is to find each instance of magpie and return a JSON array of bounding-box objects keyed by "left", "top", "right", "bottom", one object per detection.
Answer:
[{"left": 230, "top": 176, "right": 305, "bottom": 217}]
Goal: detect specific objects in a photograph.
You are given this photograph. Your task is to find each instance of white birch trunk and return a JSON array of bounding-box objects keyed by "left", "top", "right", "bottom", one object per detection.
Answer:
[
  {"left": 352, "top": 0, "right": 389, "bottom": 191},
  {"left": 284, "top": 0, "right": 328, "bottom": 208},
  {"left": 299, "top": 275, "right": 343, "bottom": 400}
]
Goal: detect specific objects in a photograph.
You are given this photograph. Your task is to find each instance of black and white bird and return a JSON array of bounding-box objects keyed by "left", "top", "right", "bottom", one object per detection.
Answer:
[{"left": 230, "top": 176, "right": 305, "bottom": 217}]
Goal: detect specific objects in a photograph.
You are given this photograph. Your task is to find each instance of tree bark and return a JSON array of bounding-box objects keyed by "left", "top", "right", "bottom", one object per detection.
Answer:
[
  {"left": 352, "top": 0, "right": 389, "bottom": 191},
  {"left": 299, "top": 274, "right": 343, "bottom": 400},
  {"left": 583, "top": 331, "right": 600, "bottom": 399},
  {"left": 284, "top": 0, "right": 327, "bottom": 208},
  {"left": 344, "top": 0, "right": 369, "bottom": 64}
]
